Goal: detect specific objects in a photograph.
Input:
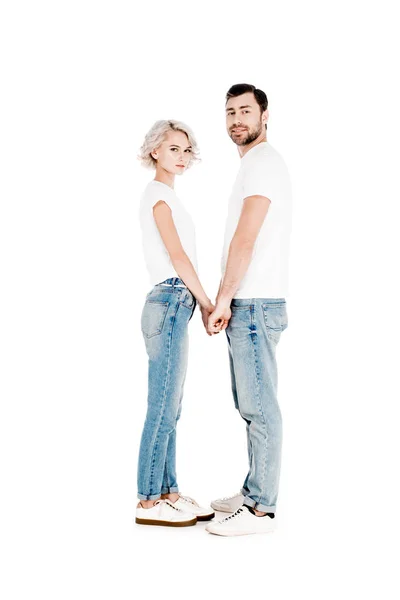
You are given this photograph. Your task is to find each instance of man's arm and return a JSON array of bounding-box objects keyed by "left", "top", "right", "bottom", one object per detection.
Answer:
[
  {"left": 215, "top": 278, "right": 222, "bottom": 303},
  {"left": 208, "top": 194, "right": 271, "bottom": 332}
]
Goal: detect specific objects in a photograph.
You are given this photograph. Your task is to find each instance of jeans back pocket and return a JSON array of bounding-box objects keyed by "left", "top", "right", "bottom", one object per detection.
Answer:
[
  {"left": 262, "top": 302, "right": 288, "bottom": 343},
  {"left": 141, "top": 300, "right": 169, "bottom": 338}
]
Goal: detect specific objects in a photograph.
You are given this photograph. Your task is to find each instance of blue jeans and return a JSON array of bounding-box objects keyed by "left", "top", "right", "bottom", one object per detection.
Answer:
[
  {"left": 226, "top": 298, "right": 288, "bottom": 513},
  {"left": 137, "top": 277, "right": 196, "bottom": 500}
]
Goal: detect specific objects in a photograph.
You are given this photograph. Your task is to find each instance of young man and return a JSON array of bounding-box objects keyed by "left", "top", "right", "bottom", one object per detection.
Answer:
[{"left": 206, "top": 83, "right": 292, "bottom": 536}]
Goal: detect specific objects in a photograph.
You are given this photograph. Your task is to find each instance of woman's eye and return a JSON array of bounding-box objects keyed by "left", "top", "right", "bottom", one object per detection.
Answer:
[{"left": 184, "top": 149, "right": 192, "bottom": 153}]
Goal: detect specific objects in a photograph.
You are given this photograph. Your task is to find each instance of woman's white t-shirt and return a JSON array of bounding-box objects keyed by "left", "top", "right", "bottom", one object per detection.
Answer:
[{"left": 139, "top": 180, "right": 198, "bottom": 286}]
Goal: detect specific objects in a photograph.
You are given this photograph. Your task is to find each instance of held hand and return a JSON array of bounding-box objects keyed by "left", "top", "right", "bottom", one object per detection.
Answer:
[
  {"left": 207, "top": 303, "right": 231, "bottom": 335},
  {"left": 200, "top": 304, "right": 216, "bottom": 336}
]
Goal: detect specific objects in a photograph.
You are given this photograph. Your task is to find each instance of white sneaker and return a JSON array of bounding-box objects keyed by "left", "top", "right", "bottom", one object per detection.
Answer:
[
  {"left": 171, "top": 493, "right": 215, "bottom": 521},
  {"left": 206, "top": 505, "right": 275, "bottom": 536},
  {"left": 210, "top": 492, "right": 244, "bottom": 513},
  {"left": 135, "top": 499, "right": 197, "bottom": 527}
]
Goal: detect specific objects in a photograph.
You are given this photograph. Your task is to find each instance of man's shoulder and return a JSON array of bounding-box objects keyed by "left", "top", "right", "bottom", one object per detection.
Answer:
[
  {"left": 254, "top": 142, "right": 285, "bottom": 164},
  {"left": 243, "top": 144, "right": 288, "bottom": 178}
]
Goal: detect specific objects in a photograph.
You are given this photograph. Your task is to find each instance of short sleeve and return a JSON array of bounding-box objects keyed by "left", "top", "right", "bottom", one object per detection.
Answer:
[
  {"left": 242, "top": 157, "right": 276, "bottom": 203},
  {"left": 147, "top": 184, "right": 176, "bottom": 210}
]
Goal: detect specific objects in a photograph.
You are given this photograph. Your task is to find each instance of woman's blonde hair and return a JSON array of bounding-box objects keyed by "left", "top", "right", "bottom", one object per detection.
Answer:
[{"left": 138, "top": 119, "right": 201, "bottom": 170}]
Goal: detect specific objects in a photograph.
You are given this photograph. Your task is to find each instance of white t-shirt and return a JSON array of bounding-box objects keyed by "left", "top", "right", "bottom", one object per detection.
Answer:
[
  {"left": 221, "top": 141, "right": 292, "bottom": 298},
  {"left": 139, "top": 180, "right": 198, "bottom": 286}
]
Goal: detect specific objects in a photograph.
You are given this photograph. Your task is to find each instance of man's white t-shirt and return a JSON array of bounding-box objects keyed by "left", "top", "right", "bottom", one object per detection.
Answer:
[
  {"left": 221, "top": 141, "right": 292, "bottom": 298},
  {"left": 139, "top": 180, "right": 198, "bottom": 286}
]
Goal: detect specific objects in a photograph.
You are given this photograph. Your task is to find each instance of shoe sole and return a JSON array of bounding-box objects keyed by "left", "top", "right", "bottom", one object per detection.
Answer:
[
  {"left": 210, "top": 503, "right": 234, "bottom": 513},
  {"left": 196, "top": 512, "right": 215, "bottom": 522},
  {"left": 206, "top": 527, "right": 275, "bottom": 536},
  {"left": 135, "top": 517, "right": 197, "bottom": 527},
  {"left": 210, "top": 502, "right": 243, "bottom": 513}
]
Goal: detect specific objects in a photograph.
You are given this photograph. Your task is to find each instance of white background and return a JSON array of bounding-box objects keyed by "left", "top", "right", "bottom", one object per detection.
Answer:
[{"left": 1, "top": 0, "right": 399, "bottom": 598}]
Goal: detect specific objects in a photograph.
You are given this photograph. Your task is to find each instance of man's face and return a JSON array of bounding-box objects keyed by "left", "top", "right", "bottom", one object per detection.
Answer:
[{"left": 225, "top": 92, "right": 268, "bottom": 146}]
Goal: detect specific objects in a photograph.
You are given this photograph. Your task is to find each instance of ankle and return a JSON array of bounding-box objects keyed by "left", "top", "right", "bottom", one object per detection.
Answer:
[
  {"left": 161, "top": 492, "right": 179, "bottom": 503},
  {"left": 249, "top": 506, "right": 275, "bottom": 518},
  {"left": 138, "top": 499, "right": 159, "bottom": 509}
]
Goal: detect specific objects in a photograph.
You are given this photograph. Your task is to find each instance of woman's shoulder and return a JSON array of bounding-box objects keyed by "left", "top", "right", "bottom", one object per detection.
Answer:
[{"left": 142, "top": 180, "right": 177, "bottom": 202}]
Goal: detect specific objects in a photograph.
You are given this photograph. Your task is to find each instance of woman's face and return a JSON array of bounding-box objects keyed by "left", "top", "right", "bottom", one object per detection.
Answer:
[{"left": 151, "top": 130, "right": 192, "bottom": 175}]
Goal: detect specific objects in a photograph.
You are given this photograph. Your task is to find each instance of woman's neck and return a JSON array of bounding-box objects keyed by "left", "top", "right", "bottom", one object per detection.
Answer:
[{"left": 154, "top": 167, "right": 175, "bottom": 189}]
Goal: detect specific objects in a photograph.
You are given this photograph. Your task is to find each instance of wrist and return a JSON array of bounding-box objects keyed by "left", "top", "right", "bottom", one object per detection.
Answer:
[
  {"left": 216, "top": 295, "right": 232, "bottom": 309},
  {"left": 200, "top": 298, "right": 213, "bottom": 311},
  {"left": 217, "top": 282, "right": 234, "bottom": 307}
]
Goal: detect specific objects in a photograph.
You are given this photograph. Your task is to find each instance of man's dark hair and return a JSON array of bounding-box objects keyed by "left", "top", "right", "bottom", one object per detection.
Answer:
[{"left": 226, "top": 83, "right": 268, "bottom": 129}]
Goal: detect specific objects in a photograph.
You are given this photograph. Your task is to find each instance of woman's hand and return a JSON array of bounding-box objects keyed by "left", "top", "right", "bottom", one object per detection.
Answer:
[{"left": 200, "top": 303, "right": 219, "bottom": 336}]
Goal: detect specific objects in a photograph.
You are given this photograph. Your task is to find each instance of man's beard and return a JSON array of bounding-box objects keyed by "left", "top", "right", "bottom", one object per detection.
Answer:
[{"left": 229, "top": 121, "right": 263, "bottom": 146}]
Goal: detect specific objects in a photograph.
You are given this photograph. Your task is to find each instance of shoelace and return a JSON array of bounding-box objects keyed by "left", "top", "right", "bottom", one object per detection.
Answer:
[
  {"left": 156, "top": 499, "right": 183, "bottom": 512},
  {"left": 178, "top": 494, "right": 199, "bottom": 507},
  {"left": 219, "top": 493, "right": 241, "bottom": 502},
  {"left": 219, "top": 507, "right": 245, "bottom": 523},
  {"left": 164, "top": 499, "right": 183, "bottom": 511}
]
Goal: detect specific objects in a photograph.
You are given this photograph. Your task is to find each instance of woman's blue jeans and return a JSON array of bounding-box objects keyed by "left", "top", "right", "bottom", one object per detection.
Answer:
[{"left": 137, "top": 278, "right": 196, "bottom": 500}]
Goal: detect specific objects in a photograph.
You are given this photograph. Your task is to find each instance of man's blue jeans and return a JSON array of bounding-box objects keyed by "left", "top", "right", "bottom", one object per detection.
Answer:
[
  {"left": 226, "top": 298, "right": 288, "bottom": 514},
  {"left": 137, "top": 278, "right": 196, "bottom": 501}
]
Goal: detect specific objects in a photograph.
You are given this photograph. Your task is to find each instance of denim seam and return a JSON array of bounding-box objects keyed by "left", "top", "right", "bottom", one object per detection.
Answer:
[
  {"left": 179, "top": 302, "right": 194, "bottom": 311},
  {"left": 154, "top": 286, "right": 184, "bottom": 294},
  {"left": 164, "top": 453, "right": 170, "bottom": 491},
  {"left": 250, "top": 305, "right": 268, "bottom": 508},
  {"left": 148, "top": 300, "right": 180, "bottom": 496}
]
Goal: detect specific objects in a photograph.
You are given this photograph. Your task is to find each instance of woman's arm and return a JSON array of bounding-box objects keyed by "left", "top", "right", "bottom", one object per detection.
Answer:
[{"left": 153, "top": 200, "right": 213, "bottom": 311}]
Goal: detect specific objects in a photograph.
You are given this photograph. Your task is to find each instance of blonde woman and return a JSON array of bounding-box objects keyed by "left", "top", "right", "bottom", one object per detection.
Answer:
[{"left": 135, "top": 120, "right": 218, "bottom": 527}]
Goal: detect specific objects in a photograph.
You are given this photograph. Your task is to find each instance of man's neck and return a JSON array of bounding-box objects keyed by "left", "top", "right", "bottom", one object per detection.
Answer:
[{"left": 237, "top": 133, "right": 267, "bottom": 158}]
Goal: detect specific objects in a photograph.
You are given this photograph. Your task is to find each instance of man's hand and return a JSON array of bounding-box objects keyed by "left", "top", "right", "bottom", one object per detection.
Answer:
[
  {"left": 207, "top": 302, "right": 231, "bottom": 334},
  {"left": 200, "top": 303, "right": 216, "bottom": 336}
]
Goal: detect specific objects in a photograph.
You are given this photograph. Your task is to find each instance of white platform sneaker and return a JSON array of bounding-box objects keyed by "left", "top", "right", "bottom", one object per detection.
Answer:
[
  {"left": 206, "top": 505, "right": 276, "bottom": 536},
  {"left": 210, "top": 492, "right": 244, "bottom": 513},
  {"left": 171, "top": 494, "right": 215, "bottom": 521},
  {"left": 136, "top": 499, "right": 197, "bottom": 527}
]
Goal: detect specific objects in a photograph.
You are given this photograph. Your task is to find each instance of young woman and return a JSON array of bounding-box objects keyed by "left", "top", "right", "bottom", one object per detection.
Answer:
[{"left": 135, "top": 120, "right": 218, "bottom": 527}]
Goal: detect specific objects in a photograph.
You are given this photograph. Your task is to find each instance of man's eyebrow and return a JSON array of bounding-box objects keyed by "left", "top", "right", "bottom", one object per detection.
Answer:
[{"left": 226, "top": 105, "right": 252, "bottom": 112}]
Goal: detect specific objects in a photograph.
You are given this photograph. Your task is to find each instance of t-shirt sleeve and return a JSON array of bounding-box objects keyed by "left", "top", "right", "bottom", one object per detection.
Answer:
[
  {"left": 242, "top": 157, "right": 276, "bottom": 203},
  {"left": 147, "top": 186, "right": 175, "bottom": 210}
]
